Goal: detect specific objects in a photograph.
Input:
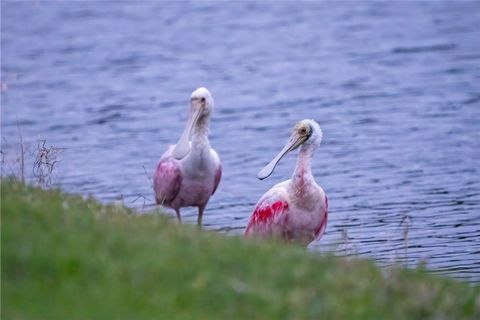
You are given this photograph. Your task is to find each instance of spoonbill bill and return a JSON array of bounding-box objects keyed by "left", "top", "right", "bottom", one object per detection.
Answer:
[
  {"left": 154, "top": 87, "right": 221, "bottom": 226},
  {"left": 245, "top": 119, "right": 328, "bottom": 246}
]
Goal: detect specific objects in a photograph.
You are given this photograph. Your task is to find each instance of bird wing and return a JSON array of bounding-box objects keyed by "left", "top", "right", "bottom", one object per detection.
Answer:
[
  {"left": 212, "top": 163, "right": 222, "bottom": 195},
  {"left": 210, "top": 148, "right": 222, "bottom": 195},
  {"left": 245, "top": 192, "right": 289, "bottom": 237},
  {"left": 314, "top": 195, "right": 328, "bottom": 239},
  {"left": 153, "top": 156, "right": 182, "bottom": 205}
]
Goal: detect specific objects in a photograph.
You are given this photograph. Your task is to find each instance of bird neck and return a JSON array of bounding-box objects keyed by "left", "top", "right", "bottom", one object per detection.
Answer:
[
  {"left": 291, "top": 145, "right": 315, "bottom": 195},
  {"left": 294, "top": 148, "right": 312, "bottom": 177},
  {"left": 191, "top": 116, "right": 210, "bottom": 149}
]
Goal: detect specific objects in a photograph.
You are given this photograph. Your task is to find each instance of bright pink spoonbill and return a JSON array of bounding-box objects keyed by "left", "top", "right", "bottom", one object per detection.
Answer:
[
  {"left": 245, "top": 119, "right": 328, "bottom": 246},
  {"left": 153, "top": 87, "right": 221, "bottom": 226}
]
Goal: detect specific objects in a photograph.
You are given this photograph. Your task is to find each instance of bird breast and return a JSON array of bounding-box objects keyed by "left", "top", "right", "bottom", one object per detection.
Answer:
[
  {"left": 182, "top": 147, "right": 216, "bottom": 180},
  {"left": 288, "top": 180, "right": 321, "bottom": 211}
]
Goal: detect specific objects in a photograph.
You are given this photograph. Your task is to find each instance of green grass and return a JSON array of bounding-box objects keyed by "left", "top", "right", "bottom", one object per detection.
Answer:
[{"left": 2, "top": 181, "right": 479, "bottom": 319}]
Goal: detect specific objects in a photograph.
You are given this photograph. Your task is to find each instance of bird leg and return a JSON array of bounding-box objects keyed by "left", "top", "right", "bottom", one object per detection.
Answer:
[
  {"left": 175, "top": 209, "right": 182, "bottom": 224},
  {"left": 197, "top": 203, "right": 207, "bottom": 228}
]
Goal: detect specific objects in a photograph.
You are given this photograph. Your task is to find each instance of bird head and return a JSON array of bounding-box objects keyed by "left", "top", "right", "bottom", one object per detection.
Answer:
[
  {"left": 257, "top": 119, "right": 323, "bottom": 180},
  {"left": 172, "top": 87, "right": 214, "bottom": 160},
  {"left": 190, "top": 87, "right": 214, "bottom": 118}
]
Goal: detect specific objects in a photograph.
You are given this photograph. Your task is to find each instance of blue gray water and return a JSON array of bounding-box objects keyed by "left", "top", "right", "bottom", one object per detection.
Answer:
[{"left": 2, "top": 2, "right": 479, "bottom": 282}]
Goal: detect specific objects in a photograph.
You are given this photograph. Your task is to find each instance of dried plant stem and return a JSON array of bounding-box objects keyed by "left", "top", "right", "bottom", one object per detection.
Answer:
[
  {"left": 18, "top": 130, "right": 25, "bottom": 183},
  {"left": 32, "top": 140, "right": 64, "bottom": 188},
  {"left": 399, "top": 214, "right": 412, "bottom": 265}
]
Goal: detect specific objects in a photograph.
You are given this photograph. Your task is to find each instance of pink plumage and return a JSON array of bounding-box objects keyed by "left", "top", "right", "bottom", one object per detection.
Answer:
[
  {"left": 154, "top": 157, "right": 182, "bottom": 205},
  {"left": 245, "top": 199, "right": 289, "bottom": 235},
  {"left": 154, "top": 88, "right": 221, "bottom": 226},
  {"left": 245, "top": 119, "right": 328, "bottom": 246}
]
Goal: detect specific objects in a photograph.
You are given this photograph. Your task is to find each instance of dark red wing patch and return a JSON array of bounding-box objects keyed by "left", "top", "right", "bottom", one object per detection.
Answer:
[{"left": 245, "top": 200, "right": 289, "bottom": 235}]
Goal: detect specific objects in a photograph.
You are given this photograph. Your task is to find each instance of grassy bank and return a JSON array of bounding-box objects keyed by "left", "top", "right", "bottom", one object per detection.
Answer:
[{"left": 2, "top": 181, "right": 479, "bottom": 319}]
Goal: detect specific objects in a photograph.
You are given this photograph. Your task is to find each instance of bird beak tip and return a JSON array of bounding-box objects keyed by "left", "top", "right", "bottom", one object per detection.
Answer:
[{"left": 256, "top": 171, "right": 269, "bottom": 180}]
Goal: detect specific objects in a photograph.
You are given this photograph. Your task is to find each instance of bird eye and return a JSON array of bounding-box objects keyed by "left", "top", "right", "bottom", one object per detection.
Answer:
[
  {"left": 299, "top": 127, "right": 307, "bottom": 135},
  {"left": 200, "top": 97, "right": 206, "bottom": 102}
]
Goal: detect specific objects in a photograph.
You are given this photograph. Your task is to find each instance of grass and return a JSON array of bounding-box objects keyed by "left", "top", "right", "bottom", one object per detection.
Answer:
[{"left": 2, "top": 180, "right": 479, "bottom": 319}]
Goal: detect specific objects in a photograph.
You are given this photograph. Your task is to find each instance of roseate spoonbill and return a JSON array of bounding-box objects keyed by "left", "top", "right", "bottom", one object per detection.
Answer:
[
  {"left": 245, "top": 119, "right": 328, "bottom": 246},
  {"left": 154, "top": 87, "right": 221, "bottom": 226}
]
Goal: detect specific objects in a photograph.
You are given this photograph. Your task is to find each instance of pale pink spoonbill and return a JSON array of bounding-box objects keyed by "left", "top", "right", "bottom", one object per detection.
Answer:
[
  {"left": 154, "top": 87, "right": 221, "bottom": 226},
  {"left": 245, "top": 119, "right": 328, "bottom": 246}
]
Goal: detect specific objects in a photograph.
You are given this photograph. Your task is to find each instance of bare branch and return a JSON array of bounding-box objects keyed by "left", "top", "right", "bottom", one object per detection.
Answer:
[{"left": 32, "top": 139, "right": 65, "bottom": 188}]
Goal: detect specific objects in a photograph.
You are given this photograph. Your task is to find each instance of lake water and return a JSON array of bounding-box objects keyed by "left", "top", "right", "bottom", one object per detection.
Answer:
[{"left": 2, "top": 2, "right": 479, "bottom": 283}]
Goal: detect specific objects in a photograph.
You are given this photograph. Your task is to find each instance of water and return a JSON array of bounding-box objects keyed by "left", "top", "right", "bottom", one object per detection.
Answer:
[{"left": 2, "top": 2, "right": 479, "bottom": 282}]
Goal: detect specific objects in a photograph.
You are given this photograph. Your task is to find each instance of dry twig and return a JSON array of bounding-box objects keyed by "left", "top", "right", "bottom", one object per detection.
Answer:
[{"left": 32, "top": 140, "right": 64, "bottom": 188}]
